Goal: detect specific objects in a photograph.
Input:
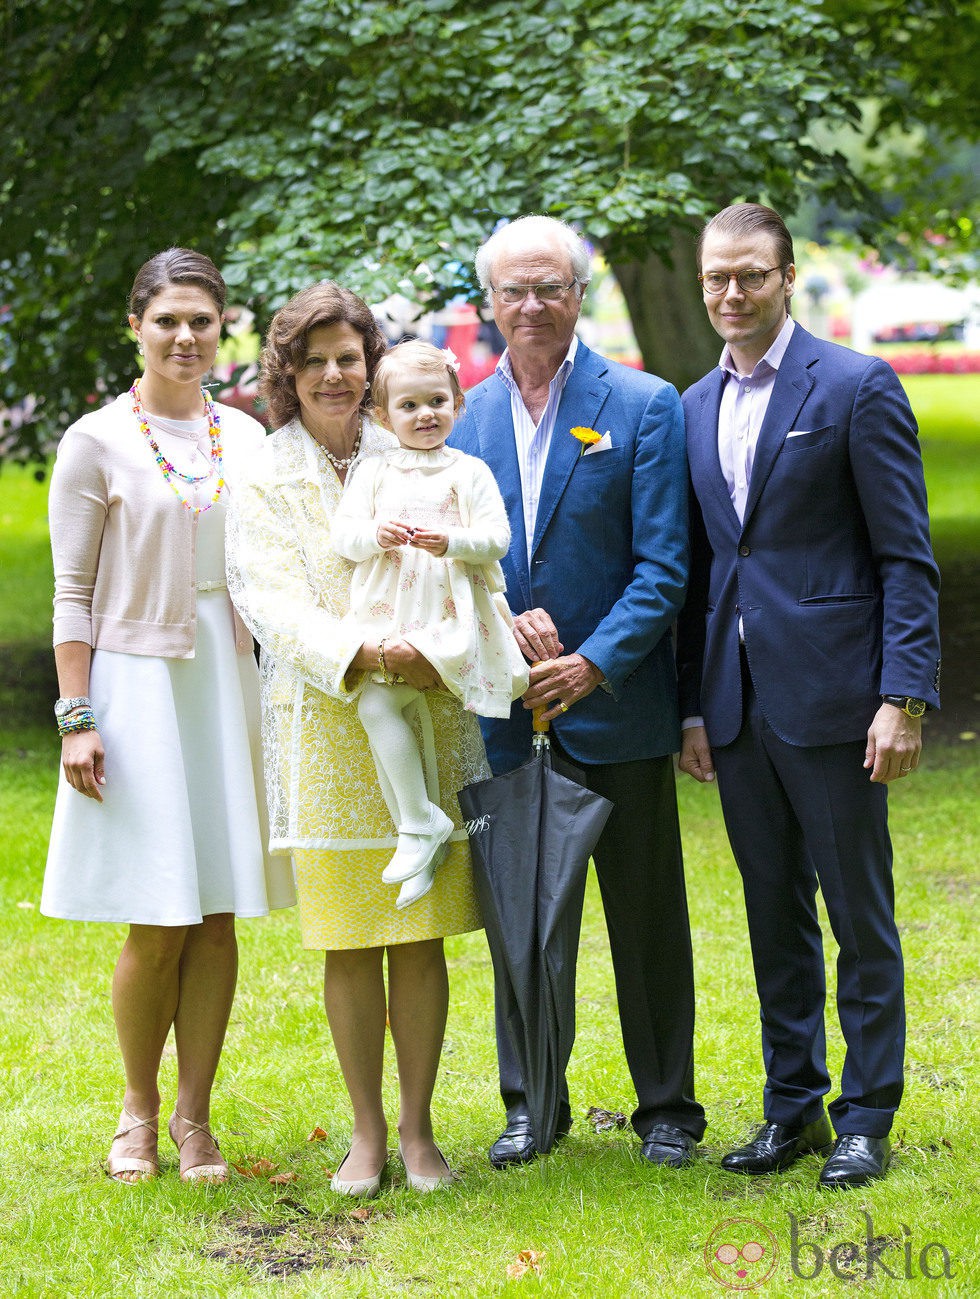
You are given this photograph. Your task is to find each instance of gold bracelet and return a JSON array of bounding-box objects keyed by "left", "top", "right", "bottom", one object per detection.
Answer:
[{"left": 378, "top": 638, "right": 397, "bottom": 686}]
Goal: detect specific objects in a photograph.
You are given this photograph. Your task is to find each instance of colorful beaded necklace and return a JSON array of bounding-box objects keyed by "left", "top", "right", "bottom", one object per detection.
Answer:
[{"left": 130, "top": 379, "right": 225, "bottom": 515}]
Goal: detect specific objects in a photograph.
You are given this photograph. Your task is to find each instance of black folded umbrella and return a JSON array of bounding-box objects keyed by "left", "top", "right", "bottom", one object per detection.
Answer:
[{"left": 459, "top": 725, "right": 613, "bottom": 1154}]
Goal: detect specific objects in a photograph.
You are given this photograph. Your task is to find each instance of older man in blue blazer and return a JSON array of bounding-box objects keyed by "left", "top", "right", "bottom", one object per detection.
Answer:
[
  {"left": 677, "top": 203, "right": 940, "bottom": 1189},
  {"left": 452, "top": 215, "right": 706, "bottom": 1170}
]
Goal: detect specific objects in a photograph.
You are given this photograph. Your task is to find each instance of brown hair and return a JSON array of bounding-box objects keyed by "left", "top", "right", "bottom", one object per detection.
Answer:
[
  {"left": 128, "top": 248, "right": 227, "bottom": 319},
  {"left": 697, "top": 203, "right": 795, "bottom": 270},
  {"left": 259, "top": 281, "right": 388, "bottom": 429},
  {"left": 371, "top": 339, "right": 465, "bottom": 420}
]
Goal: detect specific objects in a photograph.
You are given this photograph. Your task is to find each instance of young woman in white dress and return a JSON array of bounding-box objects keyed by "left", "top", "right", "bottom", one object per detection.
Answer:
[
  {"left": 42, "top": 249, "right": 294, "bottom": 1183},
  {"left": 331, "top": 341, "right": 527, "bottom": 907}
]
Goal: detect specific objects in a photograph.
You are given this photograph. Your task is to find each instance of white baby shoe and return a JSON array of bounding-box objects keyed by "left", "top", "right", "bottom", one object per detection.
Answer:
[
  {"left": 382, "top": 805, "right": 454, "bottom": 885},
  {"left": 395, "top": 843, "right": 448, "bottom": 909}
]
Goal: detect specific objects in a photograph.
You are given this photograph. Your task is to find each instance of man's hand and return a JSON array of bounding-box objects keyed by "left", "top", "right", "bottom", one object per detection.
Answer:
[
  {"left": 679, "top": 724, "right": 715, "bottom": 783},
  {"left": 522, "top": 654, "right": 602, "bottom": 724},
  {"left": 512, "top": 608, "right": 564, "bottom": 662},
  {"left": 865, "top": 703, "right": 922, "bottom": 783}
]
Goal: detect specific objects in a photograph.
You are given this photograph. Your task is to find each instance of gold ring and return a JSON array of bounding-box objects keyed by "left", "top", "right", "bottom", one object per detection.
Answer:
[{"left": 560, "top": 701, "right": 568, "bottom": 713}]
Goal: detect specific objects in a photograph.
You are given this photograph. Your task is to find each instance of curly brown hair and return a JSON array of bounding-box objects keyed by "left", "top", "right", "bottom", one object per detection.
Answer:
[{"left": 259, "top": 281, "right": 388, "bottom": 429}]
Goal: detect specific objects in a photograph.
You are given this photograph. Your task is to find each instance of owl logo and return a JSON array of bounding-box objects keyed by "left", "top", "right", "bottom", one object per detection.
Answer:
[{"left": 704, "top": 1218, "right": 779, "bottom": 1289}]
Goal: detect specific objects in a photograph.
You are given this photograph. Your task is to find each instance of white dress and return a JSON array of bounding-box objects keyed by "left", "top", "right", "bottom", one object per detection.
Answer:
[
  {"left": 42, "top": 412, "right": 295, "bottom": 925},
  {"left": 332, "top": 445, "right": 529, "bottom": 719}
]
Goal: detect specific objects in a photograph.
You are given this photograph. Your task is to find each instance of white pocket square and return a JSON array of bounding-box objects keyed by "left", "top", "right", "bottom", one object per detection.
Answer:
[
  {"left": 583, "top": 431, "right": 612, "bottom": 455},
  {"left": 785, "top": 429, "right": 811, "bottom": 438}
]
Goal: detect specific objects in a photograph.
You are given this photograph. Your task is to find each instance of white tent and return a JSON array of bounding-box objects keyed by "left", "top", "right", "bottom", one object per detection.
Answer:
[{"left": 851, "top": 280, "right": 978, "bottom": 351}]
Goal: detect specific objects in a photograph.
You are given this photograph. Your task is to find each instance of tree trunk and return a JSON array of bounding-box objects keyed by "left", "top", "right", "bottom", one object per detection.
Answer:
[{"left": 608, "top": 231, "right": 720, "bottom": 394}]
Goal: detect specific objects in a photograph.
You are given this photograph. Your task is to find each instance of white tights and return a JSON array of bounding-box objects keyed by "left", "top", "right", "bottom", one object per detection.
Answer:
[{"left": 357, "top": 680, "right": 439, "bottom": 833}]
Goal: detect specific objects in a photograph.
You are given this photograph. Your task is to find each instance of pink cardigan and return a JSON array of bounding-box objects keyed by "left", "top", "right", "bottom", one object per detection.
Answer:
[{"left": 50, "top": 392, "right": 265, "bottom": 658}]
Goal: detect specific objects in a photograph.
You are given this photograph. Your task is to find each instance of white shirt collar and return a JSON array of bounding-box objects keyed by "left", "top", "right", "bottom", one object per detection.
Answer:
[
  {"left": 719, "top": 314, "right": 795, "bottom": 380},
  {"left": 497, "top": 333, "right": 579, "bottom": 386}
]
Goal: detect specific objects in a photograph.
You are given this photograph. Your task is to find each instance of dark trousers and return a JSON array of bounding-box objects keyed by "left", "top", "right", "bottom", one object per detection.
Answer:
[
  {"left": 712, "top": 659, "right": 904, "bottom": 1137},
  {"left": 495, "top": 744, "right": 706, "bottom": 1140}
]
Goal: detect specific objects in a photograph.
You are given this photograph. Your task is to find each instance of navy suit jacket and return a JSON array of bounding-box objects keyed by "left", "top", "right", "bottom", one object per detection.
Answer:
[
  {"left": 451, "top": 341, "right": 688, "bottom": 773},
  {"left": 676, "top": 323, "right": 941, "bottom": 749}
]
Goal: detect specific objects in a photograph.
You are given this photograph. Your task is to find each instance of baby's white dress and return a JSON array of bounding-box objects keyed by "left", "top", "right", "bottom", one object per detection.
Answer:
[{"left": 332, "top": 445, "right": 528, "bottom": 719}]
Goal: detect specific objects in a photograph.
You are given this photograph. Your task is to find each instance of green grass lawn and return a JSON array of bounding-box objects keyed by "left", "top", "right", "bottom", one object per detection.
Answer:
[{"left": 0, "top": 374, "right": 978, "bottom": 1295}]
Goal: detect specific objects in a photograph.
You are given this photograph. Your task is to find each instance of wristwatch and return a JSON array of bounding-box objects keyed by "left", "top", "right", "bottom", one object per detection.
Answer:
[
  {"left": 882, "top": 695, "right": 927, "bottom": 719},
  {"left": 54, "top": 696, "right": 90, "bottom": 718}
]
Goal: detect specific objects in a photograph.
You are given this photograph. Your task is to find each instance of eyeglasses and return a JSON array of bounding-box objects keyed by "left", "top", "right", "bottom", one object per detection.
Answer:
[
  {"left": 698, "top": 266, "right": 784, "bottom": 295},
  {"left": 490, "top": 280, "right": 579, "bottom": 304}
]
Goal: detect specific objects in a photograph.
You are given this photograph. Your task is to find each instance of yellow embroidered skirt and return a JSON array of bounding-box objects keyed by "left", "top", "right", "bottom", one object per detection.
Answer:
[
  {"left": 285, "top": 686, "right": 486, "bottom": 950},
  {"left": 294, "top": 841, "right": 481, "bottom": 949}
]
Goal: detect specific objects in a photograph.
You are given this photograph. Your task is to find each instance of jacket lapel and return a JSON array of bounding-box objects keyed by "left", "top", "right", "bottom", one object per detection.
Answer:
[
  {"left": 694, "top": 371, "right": 740, "bottom": 528},
  {"left": 469, "top": 382, "right": 532, "bottom": 605},
  {"left": 741, "top": 329, "right": 815, "bottom": 529},
  {"left": 532, "top": 344, "right": 609, "bottom": 555}
]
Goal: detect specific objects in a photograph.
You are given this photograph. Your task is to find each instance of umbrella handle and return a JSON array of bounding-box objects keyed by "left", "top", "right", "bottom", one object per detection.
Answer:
[{"left": 531, "top": 660, "right": 550, "bottom": 735}]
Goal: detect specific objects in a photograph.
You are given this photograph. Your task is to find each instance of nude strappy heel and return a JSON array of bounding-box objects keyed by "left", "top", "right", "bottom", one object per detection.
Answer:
[
  {"left": 106, "top": 1107, "right": 159, "bottom": 1183},
  {"left": 168, "top": 1109, "right": 229, "bottom": 1183}
]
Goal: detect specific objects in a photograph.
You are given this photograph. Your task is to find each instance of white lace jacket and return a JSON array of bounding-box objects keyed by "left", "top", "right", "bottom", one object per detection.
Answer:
[{"left": 226, "top": 417, "right": 490, "bottom": 853}]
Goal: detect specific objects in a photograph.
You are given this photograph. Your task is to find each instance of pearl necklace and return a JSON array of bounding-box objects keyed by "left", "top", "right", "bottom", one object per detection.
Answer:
[
  {"left": 131, "top": 380, "right": 225, "bottom": 515},
  {"left": 316, "top": 426, "right": 362, "bottom": 471}
]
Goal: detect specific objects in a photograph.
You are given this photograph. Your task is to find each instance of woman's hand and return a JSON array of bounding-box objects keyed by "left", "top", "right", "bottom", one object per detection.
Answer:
[
  {"left": 383, "top": 639, "right": 444, "bottom": 690},
  {"left": 61, "top": 729, "right": 106, "bottom": 802}
]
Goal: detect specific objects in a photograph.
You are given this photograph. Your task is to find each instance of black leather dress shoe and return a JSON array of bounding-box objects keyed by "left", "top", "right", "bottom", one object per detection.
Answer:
[
  {"left": 639, "top": 1123, "right": 698, "bottom": 1168},
  {"left": 721, "top": 1114, "right": 834, "bottom": 1174},
  {"left": 819, "top": 1134, "right": 891, "bottom": 1189},
  {"left": 488, "top": 1114, "right": 570, "bottom": 1170}
]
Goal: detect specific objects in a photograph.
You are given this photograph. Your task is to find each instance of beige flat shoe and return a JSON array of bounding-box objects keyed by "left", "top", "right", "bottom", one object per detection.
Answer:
[
  {"left": 399, "top": 1143, "right": 453, "bottom": 1192},
  {"left": 331, "top": 1148, "right": 385, "bottom": 1198},
  {"left": 168, "top": 1109, "right": 229, "bottom": 1183},
  {"left": 106, "top": 1107, "right": 159, "bottom": 1183}
]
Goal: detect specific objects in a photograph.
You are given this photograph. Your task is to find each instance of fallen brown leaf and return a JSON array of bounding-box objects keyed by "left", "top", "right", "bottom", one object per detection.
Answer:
[
  {"left": 232, "top": 1157, "right": 278, "bottom": 1178},
  {"left": 506, "top": 1248, "right": 545, "bottom": 1280},
  {"left": 586, "top": 1105, "right": 628, "bottom": 1132},
  {"left": 307, "top": 1126, "right": 328, "bottom": 1142},
  {"left": 269, "top": 1171, "right": 299, "bottom": 1185},
  {"left": 350, "top": 1206, "right": 373, "bottom": 1221}
]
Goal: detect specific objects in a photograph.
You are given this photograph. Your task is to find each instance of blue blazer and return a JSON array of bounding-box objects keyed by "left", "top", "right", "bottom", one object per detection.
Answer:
[
  {"left": 451, "top": 341, "right": 689, "bottom": 772},
  {"left": 676, "top": 323, "right": 941, "bottom": 749}
]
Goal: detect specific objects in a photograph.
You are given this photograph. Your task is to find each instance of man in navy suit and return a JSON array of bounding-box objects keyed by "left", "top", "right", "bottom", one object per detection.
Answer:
[
  {"left": 452, "top": 215, "right": 706, "bottom": 1169},
  {"left": 677, "top": 203, "right": 940, "bottom": 1188}
]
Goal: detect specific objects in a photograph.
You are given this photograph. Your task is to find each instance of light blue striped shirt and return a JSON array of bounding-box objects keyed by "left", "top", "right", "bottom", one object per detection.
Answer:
[{"left": 496, "top": 335, "right": 579, "bottom": 563}]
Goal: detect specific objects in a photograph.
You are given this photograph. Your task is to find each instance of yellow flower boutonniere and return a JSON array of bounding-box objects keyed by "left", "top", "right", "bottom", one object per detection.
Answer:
[{"left": 570, "top": 426, "right": 602, "bottom": 455}]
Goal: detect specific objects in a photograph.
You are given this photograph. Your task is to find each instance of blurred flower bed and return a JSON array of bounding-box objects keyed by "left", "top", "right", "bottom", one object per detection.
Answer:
[{"left": 881, "top": 349, "right": 980, "bottom": 374}]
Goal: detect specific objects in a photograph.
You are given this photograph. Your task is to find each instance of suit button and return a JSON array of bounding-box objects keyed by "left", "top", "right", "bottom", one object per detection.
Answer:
[{"left": 738, "top": 545, "right": 751, "bottom": 556}]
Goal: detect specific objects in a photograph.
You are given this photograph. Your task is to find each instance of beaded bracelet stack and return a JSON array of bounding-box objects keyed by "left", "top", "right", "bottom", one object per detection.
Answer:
[{"left": 55, "top": 696, "right": 99, "bottom": 738}]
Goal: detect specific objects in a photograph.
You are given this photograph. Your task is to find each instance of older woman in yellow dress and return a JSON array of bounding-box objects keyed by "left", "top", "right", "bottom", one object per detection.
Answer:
[{"left": 226, "top": 282, "right": 486, "bottom": 1195}]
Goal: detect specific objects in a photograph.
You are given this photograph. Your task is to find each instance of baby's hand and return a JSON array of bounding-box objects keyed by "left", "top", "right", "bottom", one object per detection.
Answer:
[
  {"left": 409, "top": 528, "right": 449, "bottom": 557},
  {"left": 377, "top": 520, "right": 413, "bottom": 549}
]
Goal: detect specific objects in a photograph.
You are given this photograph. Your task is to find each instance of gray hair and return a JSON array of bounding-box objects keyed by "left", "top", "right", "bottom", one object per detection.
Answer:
[{"left": 474, "top": 215, "right": 592, "bottom": 294}]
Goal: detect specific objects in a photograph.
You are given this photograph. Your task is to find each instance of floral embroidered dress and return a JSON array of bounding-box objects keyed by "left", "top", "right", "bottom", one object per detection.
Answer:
[
  {"left": 332, "top": 445, "right": 529, "bottom": 719},
  {"left": 225, "top": 419, "right": 487, "bottom": 950}
]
